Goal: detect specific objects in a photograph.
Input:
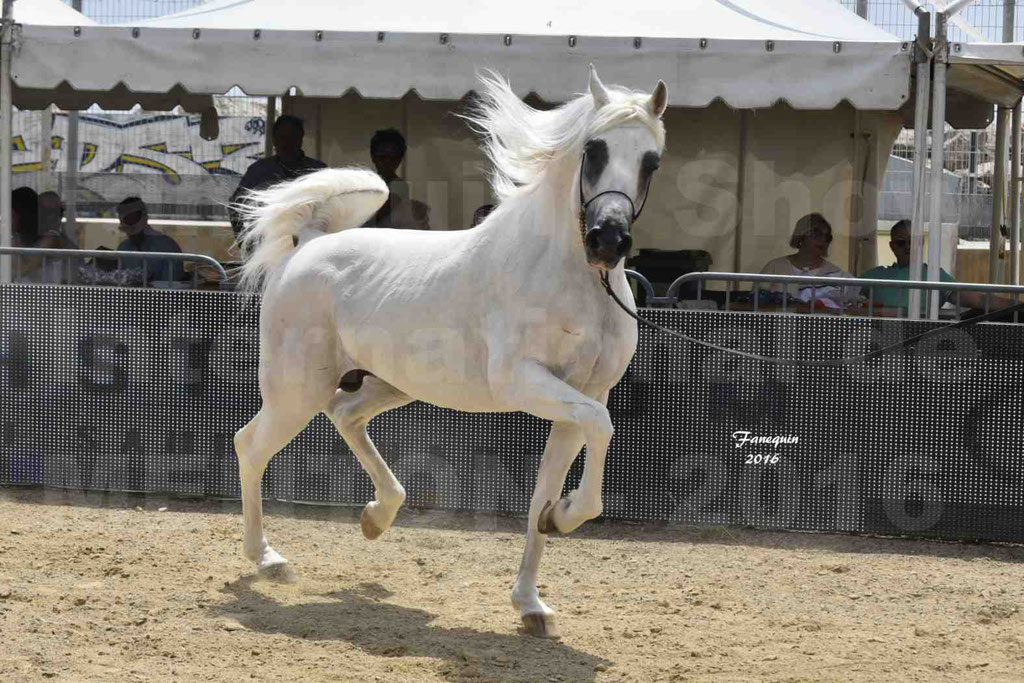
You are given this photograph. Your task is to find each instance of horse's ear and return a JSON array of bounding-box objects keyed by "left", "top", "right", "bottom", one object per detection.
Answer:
[
  {"left": 648, "top": 80, "right": 668, "bottom": 118},
  {"left": 589, "top": 64, "right": 610, "bottom": 109}
]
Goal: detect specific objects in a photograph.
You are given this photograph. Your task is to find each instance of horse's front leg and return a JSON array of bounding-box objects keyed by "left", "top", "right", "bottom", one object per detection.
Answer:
[
  {"left": 539, "top": 389, "right": 612, "bottom": 535},
  {"left": 512, "top": 422, "right": 584, "bottom": 639},
  {"left": 499, "top": 362, "right": 614, "bottom": 637}
]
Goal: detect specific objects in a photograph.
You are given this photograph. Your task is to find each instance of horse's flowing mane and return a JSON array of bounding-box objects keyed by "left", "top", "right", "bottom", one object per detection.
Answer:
[{"left": 463, "top": 71, "right": 666, "bottom": 202}]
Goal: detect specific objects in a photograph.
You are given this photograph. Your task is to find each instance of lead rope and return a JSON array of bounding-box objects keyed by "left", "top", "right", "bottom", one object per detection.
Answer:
[
  {"left": 597, "top": 270, "right": 1024, "bottom": 367},
  {"left": 576, "top": 145, "right": 1024, "bottom": 366}
]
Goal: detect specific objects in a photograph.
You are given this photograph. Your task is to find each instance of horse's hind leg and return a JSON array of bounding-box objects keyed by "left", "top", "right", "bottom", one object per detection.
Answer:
[
  {"left": 234, "top": 402, "right": 316, "bottom": 579},
  {"left": 327, "top": 377, "right": 413, "bottom": 539}
]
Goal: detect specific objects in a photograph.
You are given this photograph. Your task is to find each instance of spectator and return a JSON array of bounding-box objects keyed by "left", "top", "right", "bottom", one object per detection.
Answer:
[
  {"left": 760, "top": 213, "right": 858, "bottom": 304},
  {"left": 472, "top": 203, "right": 495, "bottom": 227},
  {"left": 12, "top": 187, "right": 39, "bottom": 248},
  {"left": 860, "top": 219, "right": 1015, "bottom": 313},
  {"left": 11, "top": 186, "right": 66, "bottom": 283},
  {"left": 38, "top": 191, "right": 77, "bottom": 249},
  {"left": 362, "top": 128, "right": 430, "bottom": 229},
  {"left": 115, "top": 196, "right": 185, "bottom": 283},
  {"left": 229, "top": 114, "right": 326, "bottom": 236}
]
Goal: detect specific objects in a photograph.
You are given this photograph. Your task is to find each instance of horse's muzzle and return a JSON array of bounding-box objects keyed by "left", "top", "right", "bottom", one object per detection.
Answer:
[{"left": 584, "top": 221, "right": 633, "bottom": 270}]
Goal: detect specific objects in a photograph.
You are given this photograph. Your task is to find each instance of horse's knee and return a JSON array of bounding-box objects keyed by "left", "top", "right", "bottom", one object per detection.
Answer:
[
  {"left": 328, "top": 398, "right": 365, "bottom": 434},
  {"left": 234, "top": 409, "right": 298, "bottom": 475},
  {"left": 572, "top": 403, "right": 613, "bottom": 443},
  {"left": 233, "top": 424, "right": 253, "bottom": 456},
  {"left": 234, "top": 425, "right": 266, "bottom": 476}
]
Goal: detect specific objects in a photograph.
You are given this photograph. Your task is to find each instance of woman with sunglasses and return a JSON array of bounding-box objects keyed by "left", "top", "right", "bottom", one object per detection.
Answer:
[{"left": 759, "top": 213, "right": 858, "bottom": 304}]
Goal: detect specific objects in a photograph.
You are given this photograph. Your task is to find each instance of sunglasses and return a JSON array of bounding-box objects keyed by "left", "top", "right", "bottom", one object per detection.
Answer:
[{"left": 891, "top": 239, "right": 909, "bottom": 247}]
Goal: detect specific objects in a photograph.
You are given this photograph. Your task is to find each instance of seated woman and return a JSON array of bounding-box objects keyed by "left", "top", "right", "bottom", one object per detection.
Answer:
[
  {"left": 12, "top": 187, "right": 67, "bottom": 284},
  {"left": 759, "top": 213, "right": 859, "bottom": 305}
]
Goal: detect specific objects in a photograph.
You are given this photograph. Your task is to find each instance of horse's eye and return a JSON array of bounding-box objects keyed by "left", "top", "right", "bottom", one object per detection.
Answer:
[
  {"left": 641, "top": 152, "right": 661, "bottom": 175},
  {"left": 584, "top": 139, "right": 609, "bottom": 184}
]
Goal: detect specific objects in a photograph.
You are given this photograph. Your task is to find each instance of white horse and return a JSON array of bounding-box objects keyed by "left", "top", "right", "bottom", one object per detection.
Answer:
[{"left": 234, "top": 66, "right": 667, "bottom": 638}]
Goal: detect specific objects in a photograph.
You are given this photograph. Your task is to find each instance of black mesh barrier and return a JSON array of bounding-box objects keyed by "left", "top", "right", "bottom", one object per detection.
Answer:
[{"left": 2, "top": 285, "right": 1024, "bottom": 542}]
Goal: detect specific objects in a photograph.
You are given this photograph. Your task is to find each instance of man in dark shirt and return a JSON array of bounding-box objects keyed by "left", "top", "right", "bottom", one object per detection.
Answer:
[
  {"left": 115, "top": 196, "right": 185, "bottom": 282},
  {"left": 228, "top": 114, "right": 326, "bottom": 236},
  {"left": 361, "top": 128, "right": 430, "bottom": 230}
]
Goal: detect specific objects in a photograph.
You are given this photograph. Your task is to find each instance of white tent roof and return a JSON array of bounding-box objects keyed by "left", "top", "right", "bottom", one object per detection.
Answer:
[
  {"left": 133, "top": 0, "right": 892, "bottom": 39},
  {"left": 949, "top": 41, "right": 1024, "bottom": 71},
  {"left": 13, "top": 0, "right": 95, "bottom": 26},
  {"left": 13, "top": 0, "right": 910, "bottom": 110},
  {"left": 946, "top": 42, "right": 1024, "bottom": 107}
]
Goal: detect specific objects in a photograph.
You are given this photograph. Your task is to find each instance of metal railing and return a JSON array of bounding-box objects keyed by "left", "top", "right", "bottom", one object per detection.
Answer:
[
  {"left": 625, "top": 270, "right": 1024, "bottom": 321},
  {"left": 0, "top": 247, "right": 229, "bottom": 289}
]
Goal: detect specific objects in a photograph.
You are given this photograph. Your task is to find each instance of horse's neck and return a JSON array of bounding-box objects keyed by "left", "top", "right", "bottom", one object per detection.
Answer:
[
  {"left": 479, "top": 161, "right": 630, "bottom": 315},
  {"left": 491, "top": 161, "right": 585, "bottom": 270}
]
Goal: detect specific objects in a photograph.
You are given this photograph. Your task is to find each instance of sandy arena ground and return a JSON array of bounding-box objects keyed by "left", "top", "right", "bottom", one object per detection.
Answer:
[{"left": 1, "top": 487, "right": 1023, "bottom": 682}]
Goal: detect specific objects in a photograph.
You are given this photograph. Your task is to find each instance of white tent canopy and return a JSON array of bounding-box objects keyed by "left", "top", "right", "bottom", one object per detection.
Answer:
[
  {"left": 3, "top": 0, "right": 910, "bottom": 285},
  {"left": 947, "top": 41, "right": 1024, "bottom": 107},
  {"left": 13, "top": 0, "right": 910, "bottom": 110},
  {"left": 135, "top": 0, "right": 890, "bottom": 38},
  {"left": 13, "top": 0, "right": 95, "bottom": 26}
]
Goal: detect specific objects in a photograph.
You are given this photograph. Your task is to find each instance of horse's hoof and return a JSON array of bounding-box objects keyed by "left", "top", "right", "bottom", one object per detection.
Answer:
[
  {"left": 521, "top": 612, "right": 561, "bottom": 639},
  {"left": 257, "top": 561, "right": 297, "bottom": 584},
  {"left": 537, "top": 499, "right": 565, "bottom": 535},
  {"left": 360, "top": 506, "right": 385, "bottom": 540}
]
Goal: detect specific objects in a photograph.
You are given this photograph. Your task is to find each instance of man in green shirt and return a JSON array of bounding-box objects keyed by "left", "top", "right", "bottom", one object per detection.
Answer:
[{"left": 860, "top": 220, "right": 1012, "bottom": 313}]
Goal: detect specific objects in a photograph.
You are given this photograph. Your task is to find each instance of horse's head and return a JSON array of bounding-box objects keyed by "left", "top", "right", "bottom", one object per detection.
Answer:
[{"left": 579, "top": 67, "right": 667, "bottom": 270}]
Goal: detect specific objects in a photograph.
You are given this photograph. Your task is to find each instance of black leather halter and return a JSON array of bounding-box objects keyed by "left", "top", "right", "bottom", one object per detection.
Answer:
[{"left": 577, "top": 146, "right": 654, "bottom": 247}]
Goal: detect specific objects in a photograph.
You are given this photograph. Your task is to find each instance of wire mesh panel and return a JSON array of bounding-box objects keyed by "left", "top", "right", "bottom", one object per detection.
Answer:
[
  {"left": 836, "top": 0, "right": 1024, "bottom": 41},
  {"left": 623, "top": 308, "right": 1024, "bottom": 541},
  {"left": 63, "top": 0, "right": 207, "bottom": 24},
  {"left": 952, "top": 0, "right": 1024, "bottom": 42},
  {"left": 835, "top": 2, "right": 1020, "bottom": 242},
  {"left": 2, "top": 286, "right": 1024, "bottom": 543}
]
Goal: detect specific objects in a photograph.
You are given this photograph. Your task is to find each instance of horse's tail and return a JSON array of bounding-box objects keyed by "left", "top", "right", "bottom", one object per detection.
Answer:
[{"left": 234, "top": 167, "right": 388, "bottom": 292}]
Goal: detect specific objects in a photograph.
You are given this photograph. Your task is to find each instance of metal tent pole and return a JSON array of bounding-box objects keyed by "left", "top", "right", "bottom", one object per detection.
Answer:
[
  {"left": 908, "top": 7, "right": 931, "bottom": 320},
  {"left": 1004, "top": 0, "right": 1016, "bottom": 44},
  {"left": 732, "top": 111, "right": 749, "bottom": 277},
  {"left": 0, "top": 0, "right": 13, "bottom": 284},
  {"left": 63, "top": 111, "right": 80, "bottom": 246},
  {"left": 927, "top": 12, "right": 949, "bottom": 320},
  {"left": 992, "top": 108, "right": 1008, "bottom": 284},
  {"left": 945, "top": 0, "right": 981, "bottom": 17},
  {"left": 264, "top": 96, "right": 276, "bottom": 159},
  {"left": 40, "top": 106, "right": 52, "bottom": 192},
  {"left": 62, "top": 1, "right": 82, "bottom": 247},
  {"left": 1012, "top": 102, "right": 1021, "bottom": 286},
  {"left": 1006, "top": 1, "right": 1018, "bottom": 286}
]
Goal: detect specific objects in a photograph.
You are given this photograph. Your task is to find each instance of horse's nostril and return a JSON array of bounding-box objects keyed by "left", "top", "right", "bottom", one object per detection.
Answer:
[
  {"left": 616, "top": 234, "right": 633, "bottom": 256},
  {"left": 585, "top": 229, "right": 602, "bottom": 251}
]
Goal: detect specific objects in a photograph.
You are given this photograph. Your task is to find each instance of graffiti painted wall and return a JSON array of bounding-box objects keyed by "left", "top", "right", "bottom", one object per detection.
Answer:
[{"left": 12, "top": 109, "right": 266, "bottom": 219}]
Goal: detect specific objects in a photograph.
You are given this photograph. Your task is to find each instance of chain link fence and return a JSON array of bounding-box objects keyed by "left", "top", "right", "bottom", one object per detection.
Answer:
[
  {"left": 838, "top": 0, "right": 1024, "bottom": 41},
  {"left": 839, "top": 1, "right": 1023, "bottom": 239},
  {"left": 67, "top": 0, "right": 205, "bottom": 24}
]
